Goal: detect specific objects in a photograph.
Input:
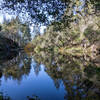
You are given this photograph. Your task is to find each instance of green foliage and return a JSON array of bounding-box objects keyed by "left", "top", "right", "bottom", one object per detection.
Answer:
[
  {"left": 0, "top": 17, "right": 31, "bottom": 46},
  {"left": 30, "top": 0, "right": 100, "bottom": 56}
]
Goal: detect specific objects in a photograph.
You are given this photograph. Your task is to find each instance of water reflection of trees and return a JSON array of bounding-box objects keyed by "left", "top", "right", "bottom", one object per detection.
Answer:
[
  {"left": 0, "top": 47, "right": 100, "bottom": 100},
  {"left": 0, "top": 92, "right": 11, "bottom": 100},
  {"left": 0, "top": 52, "right": 31, "bottom": 81},
  {"left": 0, "top": 92, "right": 40, "bottom": 100},
  {"left": 33, "top": 51, "right": 100, "bottom": 100},
  {"left": 0, "top": 18, "right": 31, "bottom": 46}
]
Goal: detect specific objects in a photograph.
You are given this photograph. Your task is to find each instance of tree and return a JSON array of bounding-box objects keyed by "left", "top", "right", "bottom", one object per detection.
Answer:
[
  {"left": 1, "top": 0, "right": 67, "bottom": 25},
  {"left": 0, "top": 17, "right": 31, "bottom": 45}
]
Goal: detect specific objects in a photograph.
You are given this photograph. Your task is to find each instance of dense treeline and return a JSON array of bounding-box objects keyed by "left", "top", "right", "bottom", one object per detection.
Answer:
[
  {"left": 25, "top": 0, "right": 100, "bottom": 58},
  {"left": 0, "top": 18, "right": 31, "bottom": 45}
]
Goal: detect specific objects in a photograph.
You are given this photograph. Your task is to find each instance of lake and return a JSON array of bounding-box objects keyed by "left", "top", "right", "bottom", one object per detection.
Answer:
[{"left": 0, "top": 0, "right": 100, "bottom": 100}]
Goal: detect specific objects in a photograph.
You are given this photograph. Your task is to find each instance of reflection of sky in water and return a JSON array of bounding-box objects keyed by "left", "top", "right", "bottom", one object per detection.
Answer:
[{"left": 0, "top": 64, "right": 66, "bottom": 100}]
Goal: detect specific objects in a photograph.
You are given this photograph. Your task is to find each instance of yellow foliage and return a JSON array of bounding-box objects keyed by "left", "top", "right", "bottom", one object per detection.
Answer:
[
  {"left": 59, "top": 47, "right": 65, "bottom": 54},
  {"left": 24, "top": 43, "right": 34, "bottom": 53}
]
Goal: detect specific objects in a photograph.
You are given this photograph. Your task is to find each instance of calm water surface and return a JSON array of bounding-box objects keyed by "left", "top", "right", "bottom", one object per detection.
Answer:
[
  {"left": 0, "top": 51, "right": 100, "bottom": 100},
  {"left": 0, "top": 62, "right": 65, "bottom": 100}
]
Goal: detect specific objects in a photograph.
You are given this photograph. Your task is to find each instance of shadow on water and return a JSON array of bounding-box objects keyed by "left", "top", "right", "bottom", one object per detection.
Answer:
[{"left": 0, "top": 36, "right": 19, "bottom": 63}]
